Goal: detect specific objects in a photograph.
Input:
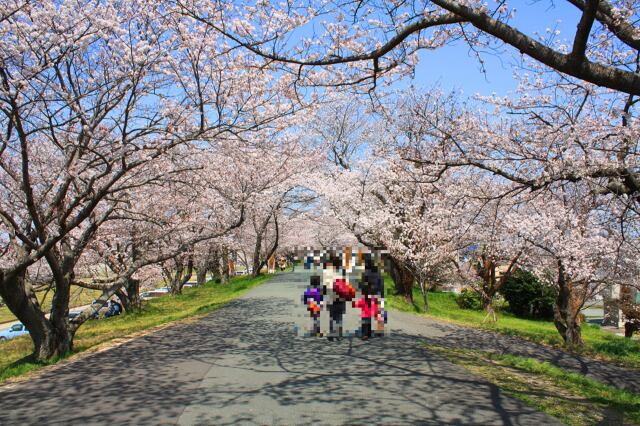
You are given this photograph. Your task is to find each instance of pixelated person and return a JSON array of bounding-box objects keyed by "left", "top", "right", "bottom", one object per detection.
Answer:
[
  {"left": 322, "top": 252, "right": 339, "bottom": 340},
  {"left": 375, "top": 294, "right": 387, "bottom": 335},
  {"left": 302, "top": 275, "right": 322, "bottom": 336},
  {"left": 353, "top": 281, "right": 378, "bottom": 340},
  {"left": 304, "top": 249, "right": 320, "bottom": 270},
  {"left": 325, "top": 252, "right": 356, "bottom": 341},
  {"left": 361, "top": 253, "right": 386, "bottom": 336}
]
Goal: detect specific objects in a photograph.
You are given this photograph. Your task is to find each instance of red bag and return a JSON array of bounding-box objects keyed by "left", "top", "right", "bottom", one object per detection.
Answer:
[{"left": 334, "top": 278, "right": 355, "bottom": 300}]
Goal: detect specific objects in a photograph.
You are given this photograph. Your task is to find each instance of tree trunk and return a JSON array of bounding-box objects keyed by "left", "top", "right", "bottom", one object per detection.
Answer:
[
  {"left": 482, "top": 295, "right": 497, "bottom": 323},
  {"left": 252, "top": 212, "right": 279, "bottom": 277},
  {"left": 553, "top": 261, "right": 584, "bottom": 348},
  {"left": 169, "top": 260, "right": 184, "bottom": 295},
  {"left": 127, "top": 278, "right": 141, "bottom": 310},
  {"left": 562, "top": 313, "right": 583, "bottom": 347},
  {"left": 252, "top": 232, "right": 263, "bottom": 277},
  {"left": 180, "top": 256, "right": 194, "bottom": 293},
  {"left": 625, "top": 322, "right": 638, "bottom": 338},
  {"left": 115, "top": 278, "right": 140, "bottom": 312},
  {"left": 177, "top": 256, "right": 193, "bottom": 294},
  {"left": 196, "top": 267, "right": 207, "bottom": 286},
  {"left": 389, "top": 257, "right": 413, "bottom": 304},
  {"left": 115, "top": 288, "right": 128, "bottom": 310},
  {"left": 478, "top": 254, "right": 497, "bottom": 323},
  {"left": 221, "top": 248, "right": 230, "bottom": 284},
  {"left": 209, "top": 248, "right": 221, "bottom": 283},
  {"left": 33, "top": 326, "right": 75, "bottom": 361},
  {"left": 0, "top": 270, "right": 75, "bottom": 361},
  {"left": 40, "top": 244, "right": 80, "bottom": 360},
  {"left": 168, "top": 255, "right": 194, "bottom": 295},
  {"left": 475, "top": 250, "right": 519, "bottom": 324},
  {"left": 195, "top": 247, "right": 214, "bottom": 286},
  {"left": 419, "top": 281, "right": 429, "bottom": 313}
]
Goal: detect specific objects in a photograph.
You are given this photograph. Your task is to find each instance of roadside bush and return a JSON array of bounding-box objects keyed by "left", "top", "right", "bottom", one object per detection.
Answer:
[
  {"left": 499, "top": 270, "right": 556, "bottom": 320},
  {"left": 456, "top": 288, "right": 482, "bottom": 310}
]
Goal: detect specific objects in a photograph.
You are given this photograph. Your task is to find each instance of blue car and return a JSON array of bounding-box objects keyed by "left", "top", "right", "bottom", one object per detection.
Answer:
[{"left": 0, "top": 323, "right": 29, "bottom": 342}]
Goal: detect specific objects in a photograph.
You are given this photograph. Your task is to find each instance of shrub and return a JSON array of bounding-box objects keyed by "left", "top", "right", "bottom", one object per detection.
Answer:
[
  {"left": 499, "top": 270, "right": 556, "bottom": 320},
  {"left": 456, "top": 287, "right": 482, "bottom": 310}
]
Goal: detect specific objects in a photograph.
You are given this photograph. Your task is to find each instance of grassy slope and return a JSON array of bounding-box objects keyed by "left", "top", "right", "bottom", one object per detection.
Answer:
[
  {"left": 0, "top": 287, "right": 104, "bottom": 324},
  {"left": 0, "top": 274, "right": 270, "bottom": 383},
  {"left": 426, "top": 342, "right": 640, "bottom": 425},
  {"left": 384, "top": 277, "right": 640, "bottom": 368}
]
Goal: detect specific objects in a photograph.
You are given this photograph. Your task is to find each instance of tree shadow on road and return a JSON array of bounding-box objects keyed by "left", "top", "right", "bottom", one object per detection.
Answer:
[
  {"left": 415, "top": 320, "right": 640, "bottom": 395},
  {"left": 0, "top": 295, "right": 558, "bottom": 425}
]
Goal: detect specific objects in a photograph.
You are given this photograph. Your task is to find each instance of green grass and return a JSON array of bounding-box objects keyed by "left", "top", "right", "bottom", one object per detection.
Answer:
[
  {"left": 385, "top": 277, "right": 640, "bottom": 368},
  {"left": 0, "top": 286, "right": 103, "bottom": 324},
  {"left": 0, "top": 274, "right": 270, "bottom": 383},
  {"left": 426, "top": 343, "right": 640, "bottom": 425}
]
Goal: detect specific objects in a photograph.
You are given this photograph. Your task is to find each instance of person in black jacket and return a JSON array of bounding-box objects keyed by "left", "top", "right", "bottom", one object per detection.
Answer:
[
  {"left": 360, "top": 252, "right": 386, "bottom": 336},
  {"left": 361, "top": 254, "right": 383, "bottom": 298}
]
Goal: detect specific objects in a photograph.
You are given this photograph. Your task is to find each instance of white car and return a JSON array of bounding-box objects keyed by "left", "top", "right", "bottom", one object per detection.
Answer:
[
  {"left": 0, "top": 323, "right": 29, "bottom": 342},
  {"left": 140, "top": 291, "right": 154, "bottom": 301},
  {"left": 140, "top": 291, "right": 164, "bottom": 300}
]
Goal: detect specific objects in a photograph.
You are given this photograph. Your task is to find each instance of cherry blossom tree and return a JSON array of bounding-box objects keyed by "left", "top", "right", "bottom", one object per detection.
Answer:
[
  {"left": 390, "top": 77, "right": 639, "bottom": 338},
  {"left": 462, "top": 195, "right": 528, "bottom": 322},
  {"left": 218, "top": 125, "right": 322, "bottom": 277},
  {"left": 0, "top": 0, "right": 197, "bottom": 359},
  {"left": 510, "top": 189, "right": 626, "bottom": 347},
  {"left": 0, "top": 1, "right": 303, "bottom": 360},
  {"left": 305, "top": 100, "right": 416, "bottom": 302},
  {"left": 373, "top": 172, "right": 463, "bottom": 312},
  {"left": 395, "top": 87, "right": 639, "bottom": 340},
  {"left": 182, "top": 0, "right": 640, "bottom": 95},
  {"left": 308, "top": 86, "right": 636, "bottom": 346}
]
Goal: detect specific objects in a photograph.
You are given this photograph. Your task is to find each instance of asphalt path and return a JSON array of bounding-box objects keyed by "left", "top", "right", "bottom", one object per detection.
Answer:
[{"left": 0, "top": 271, "right": 560, "bottom": 425}]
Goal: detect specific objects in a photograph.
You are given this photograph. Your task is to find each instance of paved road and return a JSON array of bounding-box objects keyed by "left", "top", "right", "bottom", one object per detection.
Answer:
[{"left": 0, "top": 272, "right": 559, "bottom": 425}]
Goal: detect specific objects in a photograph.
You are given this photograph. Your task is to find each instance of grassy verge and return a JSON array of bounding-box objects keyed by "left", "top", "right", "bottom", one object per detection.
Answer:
[
  {"left": 384, "top": 277, "right": 640, "bottom": 368},
  {"left": 0, "top": 286, "right": 103, "bottom": 324},
  {"left": 0, "top": 274, "right": 270, "bottom": 383},
  {"left": 425, "top": 343, "right": 640, "bottom": 425}
]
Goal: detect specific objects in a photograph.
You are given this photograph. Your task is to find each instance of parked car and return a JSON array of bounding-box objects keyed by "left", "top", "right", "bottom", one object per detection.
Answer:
[
  {"left": 140, "top": 289, "right": 170, "bottom": 300},
  {"left": 183, "top": 283, "right": 195, "bottom": 288},
  {"left": 68, "top": 311, "right": 81, "bottom": 320},
  {"left": 140, "top": 291, "right": 154, "bottom": 301},
  {"left": 0, "top": 323, "right": 29, "bottom": 342}
]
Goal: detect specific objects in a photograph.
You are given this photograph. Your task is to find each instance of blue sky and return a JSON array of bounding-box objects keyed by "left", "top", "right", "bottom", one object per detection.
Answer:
[{"left": 408, "top": 1, "right": 582, "bottom": 97}]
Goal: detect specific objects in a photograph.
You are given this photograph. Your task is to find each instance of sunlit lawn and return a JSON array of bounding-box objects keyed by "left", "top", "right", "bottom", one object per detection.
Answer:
[
  {"left": 385, "top": 277, "right": 640, "bottom": 368},
  {"left": 0, "top": 287, "right": 103, "bottom": 324},
  {"left": 0, "top": 274, "right": 270, "bottom": 383},
  {"left": 426, "top": 343, "right": 640, "bottom": 425}
]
